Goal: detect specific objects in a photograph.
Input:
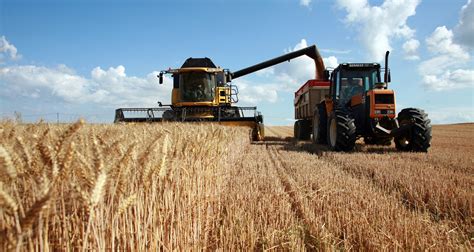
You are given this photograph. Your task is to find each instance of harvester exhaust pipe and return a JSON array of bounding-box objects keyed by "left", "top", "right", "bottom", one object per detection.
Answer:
[{"left": 384, "top": 51, "right": 390, "bottom": 85}]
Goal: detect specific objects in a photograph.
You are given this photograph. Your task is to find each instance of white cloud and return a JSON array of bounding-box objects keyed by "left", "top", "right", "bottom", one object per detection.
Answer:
[
  {"left": 418, "top": 13, "right": 473, "bottom": 90},
  {"left": 336, "top": 0, "right": 421, "bottom": 62},
  {"left": 273, "top": 39, "right": 337, "bottom": 88},
  {"left": 427, "top": 107, "right": 474, "bottom": 124},
  {"left": 426, "top": 26, "right": 469, "bottom": 59},
  {"left": 320, "top": 48, "right": 351, "bottom": 54},
  {"left": 300, "top": 0, "right": 311, "bottom": 7},
  {"left": 454, "top": 0, "right": 474, "bottom": 49},
  {"left": 402, "top": 39, "right": 420, "bottom": 60},
  {"left": 422, "top": 69, "right": 474, "bottom": 91},
  {"left": 0, "top": 64, "right": 172, "bottom": 107},
  {"left": 233, "top": 79, "right": 278, "bottom": 105},
  {"left": 323, "top": 56, "right": 339, "bottom": 69},
  {"left": 0, "top": 36, "right": 21, "bottom": 63}
]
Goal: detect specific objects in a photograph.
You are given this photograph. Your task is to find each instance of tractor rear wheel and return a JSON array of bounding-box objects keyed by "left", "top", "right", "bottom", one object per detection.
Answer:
[
  {"left": 312, "top": 103, "right": 327, "bottom": 144},
  {"left": 395, "top": 108, "right": 432, "bottom": 152},
  {"left": 327, "top": 108, "right": 356, "bottom": 151},
  {"left": 294, "top": 120, "right": 311, "bottom": 140}
]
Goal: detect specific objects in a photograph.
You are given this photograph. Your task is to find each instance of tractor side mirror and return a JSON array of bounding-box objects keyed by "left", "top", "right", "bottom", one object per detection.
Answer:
[{"left": 158, "top": 72, "right": 164, "bottom": 84}]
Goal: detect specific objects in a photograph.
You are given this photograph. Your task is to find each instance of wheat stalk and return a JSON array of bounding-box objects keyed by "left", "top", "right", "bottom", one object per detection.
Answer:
[
  {"left": 54, "top": 119, "right": 84, "bottom": 154},
  {"left": 89, "top": 170, "right": 107, "bottom": 208},
  {"left": 158, "top": 135, "right": 170, "bottom": 179},
  {"left": 0, "top": 145, "right": 17, "bottom": 179},
  {"left": 19, "top": 182, "right": 51, "bottom": 231},
  {"left": 0, "top": 183, "right": 18, "bottom": 212},
  {"left": 116, "top": 194, "right": 137, "bottom": 216},
  {"left": 15, "top": 136, "right": 32, "bottom": 169}
]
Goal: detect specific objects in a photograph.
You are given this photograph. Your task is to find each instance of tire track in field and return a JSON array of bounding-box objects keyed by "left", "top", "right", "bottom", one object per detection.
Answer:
[
  {"left": 265, "top": 144, "right": 319, "bottom": 250},
  {"left": 265, "top": 127, "right": 472, "bottom": 237}
]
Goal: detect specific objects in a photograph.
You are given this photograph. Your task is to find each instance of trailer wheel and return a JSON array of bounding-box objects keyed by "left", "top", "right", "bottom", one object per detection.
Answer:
[
  {"left": 327, "top": 108, "right": 356, "bottom": 151},
  {"left": 312, "top": 103, "right": 327, "bottom": 144},
  {"left": 395, "top": 108, "right": 432, "bottom": 152},
  {"left": 294, "top": 120, "right": 311, "bottom": 140}
]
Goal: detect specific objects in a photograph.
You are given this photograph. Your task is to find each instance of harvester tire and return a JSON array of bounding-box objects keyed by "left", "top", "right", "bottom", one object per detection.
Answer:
[
  {"left": 294, "top": 120, "right": 311, "bottom": 140},
  {"left": 327, "top": 108, "right": 356, "bottom": 151},
  {"left": 312, "top": 103, "right": 327, "bottom": 144},
  {"left": 395, "top": 108, "right": 432, "bottom": 152}
]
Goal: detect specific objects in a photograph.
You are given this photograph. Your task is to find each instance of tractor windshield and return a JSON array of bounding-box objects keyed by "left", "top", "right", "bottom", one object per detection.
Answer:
[
  {"left": 180, "top": 72, "right": 216, "bottom": 102},
  {"left": 337, "top": 68, "right": 380, "bottom": 104}
]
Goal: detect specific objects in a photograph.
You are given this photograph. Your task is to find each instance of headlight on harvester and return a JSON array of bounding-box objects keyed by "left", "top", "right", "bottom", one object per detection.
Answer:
[
  {"left": 375, "top": 110, "right": 382, "bottom": 114},
  {"left": 387, "top": 110, "right": 395, "bottom": 114}
]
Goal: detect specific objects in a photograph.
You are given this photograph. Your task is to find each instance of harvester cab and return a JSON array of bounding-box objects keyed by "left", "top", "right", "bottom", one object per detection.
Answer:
[
  {"left": 158, "top": 58, "right": 236, "bottom": 109},
  {"left": 114, "top": 57, "right": 265, "bottom": 141}
]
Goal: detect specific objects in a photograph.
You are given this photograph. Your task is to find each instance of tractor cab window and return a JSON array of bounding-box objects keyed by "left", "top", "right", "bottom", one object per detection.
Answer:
[
  {"left": 337, "top": 68, "right": 380, "bottom": 104},
  {"left": 180, "top": 72, "right": 216, "bottom": 102}
]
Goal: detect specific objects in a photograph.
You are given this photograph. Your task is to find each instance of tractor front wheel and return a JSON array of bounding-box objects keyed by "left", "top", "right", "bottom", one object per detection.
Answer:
[
  {"left": 327, "top": 108, "right": 356, "bottom": 151},
  {"left": 395, "top": 108, "right": 432, "bottom": 152}
]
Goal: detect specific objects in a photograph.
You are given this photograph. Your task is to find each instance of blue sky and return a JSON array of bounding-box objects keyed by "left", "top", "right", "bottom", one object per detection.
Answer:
[{"left": 1, "top": 0, "right": 473, "bottom": 125}]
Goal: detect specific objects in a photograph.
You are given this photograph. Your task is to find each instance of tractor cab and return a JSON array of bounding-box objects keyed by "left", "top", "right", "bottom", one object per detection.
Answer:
[
  {"left": 328, "top": 63, "right": 396, "bottom": 136},
  {"left": 329, "top": 63, "right": 381, "bottom": 105}
]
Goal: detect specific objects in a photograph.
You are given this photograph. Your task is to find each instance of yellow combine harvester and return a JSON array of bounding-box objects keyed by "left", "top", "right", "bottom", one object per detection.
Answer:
[{"left": 114, "top": 57, "right": 265, "bottom": 140}]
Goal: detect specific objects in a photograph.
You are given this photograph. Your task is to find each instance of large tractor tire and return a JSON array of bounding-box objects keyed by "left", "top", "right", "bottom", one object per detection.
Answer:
[
  {"left": 395, "top": 108, "right": 432, "bottom": 152},
  {"left": 294, "top": 120, "right": 311, "bottom": 140},
  {"left": 312, "top": 103, "right": 327, "bottom": 144},
  {"left": 327, "top": 108, "right": 356, "bottom": 151},
  {"left": 364, "top": 136, "right": 392, "bottom": 146}
]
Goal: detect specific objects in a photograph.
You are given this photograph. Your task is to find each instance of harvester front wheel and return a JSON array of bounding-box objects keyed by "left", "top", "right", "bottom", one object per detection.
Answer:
[
  {"left": 327, "top": 108, "right": 356, "bottom": 151},
  {"left": 312, "top": 103, "right": 327, "bottom": 144},
  {"left": 395, "top": 108, "right": 432, "bottom": 152},
  {"left": 294, "top": 120, "right": 311, "bottom": 140}
]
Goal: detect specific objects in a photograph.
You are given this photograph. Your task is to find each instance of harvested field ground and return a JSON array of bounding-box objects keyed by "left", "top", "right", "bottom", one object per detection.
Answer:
[{"left": 0, "top": 121, "right": 472, "bottom": 250}]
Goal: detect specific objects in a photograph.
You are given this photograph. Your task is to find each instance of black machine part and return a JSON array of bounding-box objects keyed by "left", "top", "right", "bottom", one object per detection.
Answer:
[{"left": 114, "top": 106, "right": 262, "bottom": 123}]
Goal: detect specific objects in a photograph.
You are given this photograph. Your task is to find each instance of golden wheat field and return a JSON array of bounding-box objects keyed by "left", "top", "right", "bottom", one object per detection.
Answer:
[{"left": 0, "top": 120, "right": 472, "bottom": 250}]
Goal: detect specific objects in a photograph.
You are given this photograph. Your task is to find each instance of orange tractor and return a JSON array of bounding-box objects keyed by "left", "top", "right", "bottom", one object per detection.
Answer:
[{"left": 292, "top": 47, "right": 432, "bottom": 152}]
